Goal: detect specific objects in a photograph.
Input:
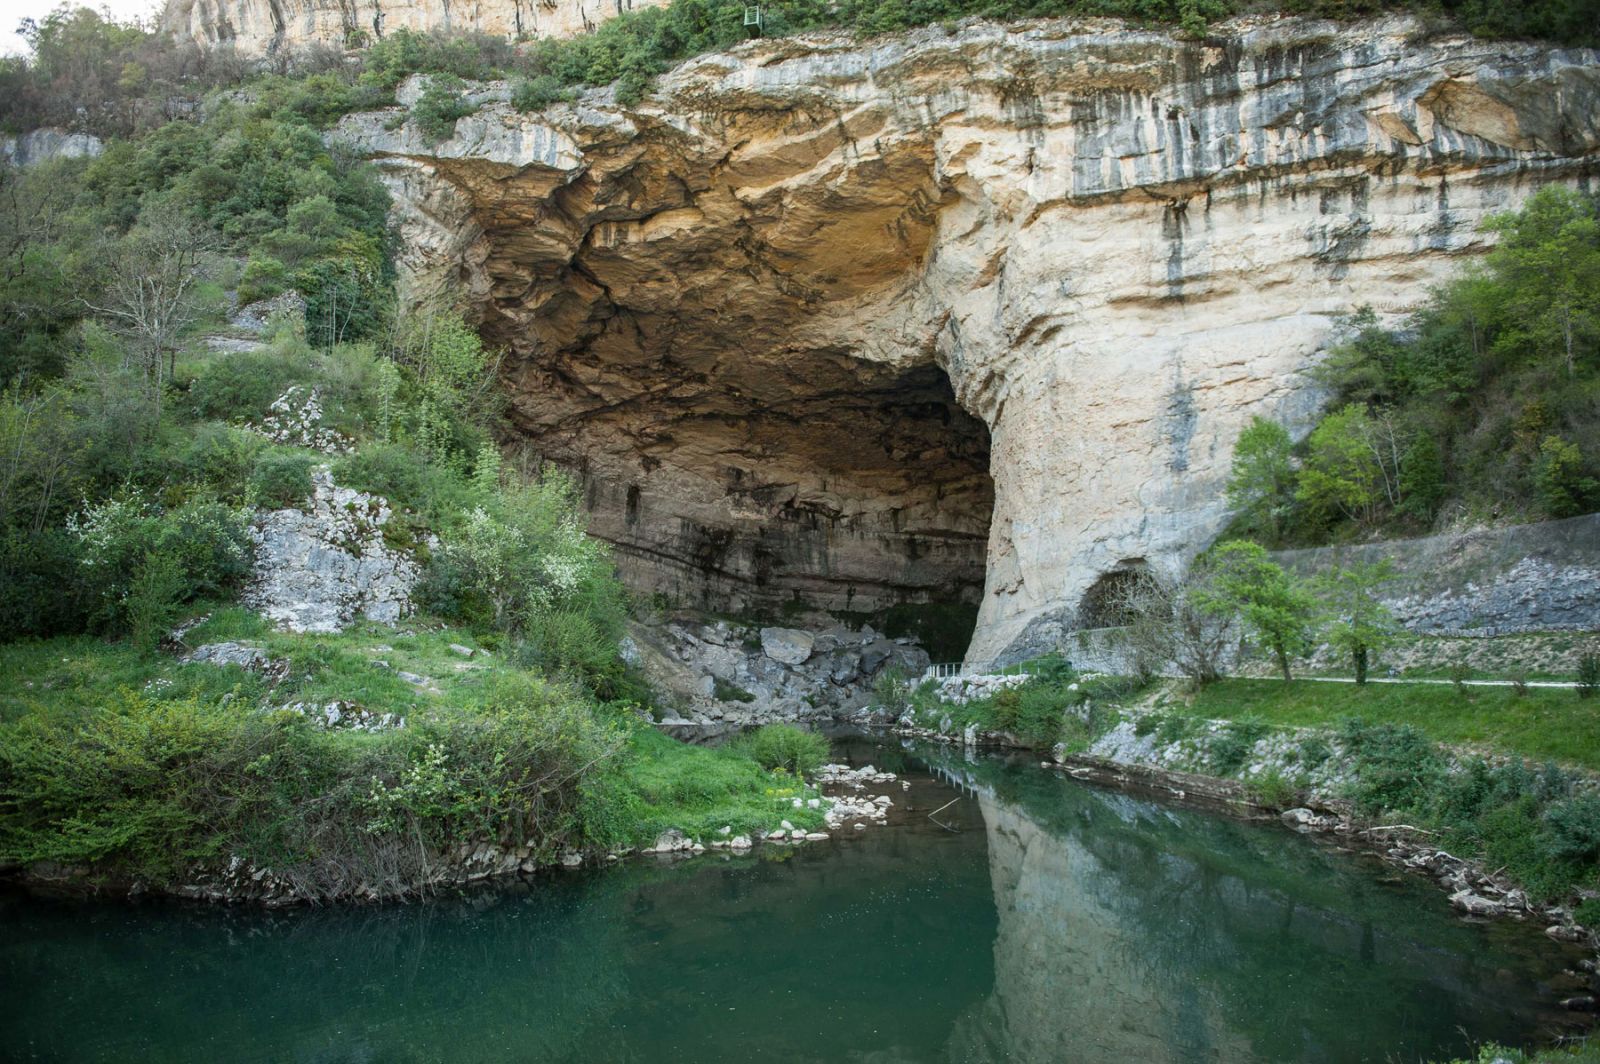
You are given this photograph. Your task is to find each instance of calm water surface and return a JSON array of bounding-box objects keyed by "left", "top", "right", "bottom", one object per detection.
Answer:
[{"left": 0, "top": 735, "right": 1584, "bottom": 1063}]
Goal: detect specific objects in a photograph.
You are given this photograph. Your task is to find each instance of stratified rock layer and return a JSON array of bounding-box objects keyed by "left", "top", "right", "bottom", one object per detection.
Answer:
[
  {"left": 331, "top": 17, "right": 1600, "bottom": 665},
  {"left": 162, "top": 0, "right": 670, "bottom": 54}
]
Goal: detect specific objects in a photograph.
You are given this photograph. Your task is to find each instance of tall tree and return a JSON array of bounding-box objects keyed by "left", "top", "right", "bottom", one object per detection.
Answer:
[
  {"left": 83, "top": 203, "right": 215, "bottom": 413},
  {"left": 1295, "top": 404, "right": 1386, "bottom": 526},
  {"left": 1225, "top": 416, "right": 1296, "bottom": 542},
  {"left": 1200, "top": 540, "right": 1315, "bottom": 682},
  {"left": 1316, "top": 560, "right": 1400, "bottom": 685},
  {"left": 1484, "top": 187, "right": 1600, "bottom": 379}
]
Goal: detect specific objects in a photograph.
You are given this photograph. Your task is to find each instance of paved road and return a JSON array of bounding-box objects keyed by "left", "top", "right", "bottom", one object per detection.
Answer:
[{"left": 1297, "top": 675, "right": 1581, "bottom": 689}]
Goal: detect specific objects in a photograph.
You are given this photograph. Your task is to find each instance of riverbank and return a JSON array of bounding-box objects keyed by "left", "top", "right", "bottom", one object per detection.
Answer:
[
  {"left": 892, "top": 671, "right": 1600, "bottom": 1012},
  {"left": 0, "top": 624, "right": 863, "bottom": 904},
  {"left": 3, "top": 729, "right": 1584, "bottom": 1063}
]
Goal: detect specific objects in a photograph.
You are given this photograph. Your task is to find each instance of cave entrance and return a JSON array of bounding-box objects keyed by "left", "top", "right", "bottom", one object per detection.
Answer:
[
  {"left": 1077, "top": 561, "right": 1152, "bottom": 629},
  {"left": 558, "top": 356, "right": 994, "bottom": 664}
]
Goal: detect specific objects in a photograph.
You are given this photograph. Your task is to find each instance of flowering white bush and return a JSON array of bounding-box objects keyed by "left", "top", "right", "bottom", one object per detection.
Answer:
[
  {"left": 67, "top": 491, "right": 253, "bottom": 628},
  {"left": 427, "top": 472, "right": 621, "bottom": 643}
]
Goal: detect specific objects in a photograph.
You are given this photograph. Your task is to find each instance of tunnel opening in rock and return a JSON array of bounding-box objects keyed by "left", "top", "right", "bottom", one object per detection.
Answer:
[
  {"left": 578, "top": 360, "right": 992, "bottom": 661},
  {"left": 501, "top": 345, "right": 995, "bottom": 662}
]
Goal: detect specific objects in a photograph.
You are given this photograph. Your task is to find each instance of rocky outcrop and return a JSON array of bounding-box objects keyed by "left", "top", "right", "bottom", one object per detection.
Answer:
[
  {"left": 331, "top": 17, "right": 1600, "bottom": 666},
  {"left": 161, "top": 0, "right": 671, "bottom": 55},
  {"left": 1, "top": 128, "right": 103, "bottom": 168},
  {"left": 245, "top": 467, "right": 423, "bottom": 632},
  {"left": 626, "top": 615, "right": 929, "bottom": 723}
]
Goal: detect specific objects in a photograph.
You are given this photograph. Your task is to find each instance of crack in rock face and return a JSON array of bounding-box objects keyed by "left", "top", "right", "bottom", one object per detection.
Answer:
[{"left": 332, "top": 16, "right": 1600, "bottom": 666}]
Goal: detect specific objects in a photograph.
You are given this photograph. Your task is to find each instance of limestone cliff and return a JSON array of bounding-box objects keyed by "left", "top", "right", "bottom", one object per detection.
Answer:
[
  {"left": 329, "top": 16, "right": 1600, "bottom": 666},
  {"left": 162, "top": 0, "right": 670, "bottom": 54}
]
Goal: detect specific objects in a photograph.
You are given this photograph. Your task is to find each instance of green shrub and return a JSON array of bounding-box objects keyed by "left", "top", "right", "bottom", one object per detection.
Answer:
[
  {"left": 1298, "top": 734, "right": 1333, "bottom": 769},
  {"left": 298, "top": 256, "right": 390, "bottom": 348},
  {"left": 1339, "top": 718, "right": 1448, "bottom": 815},
  {"left": 69, "top": 494, "right": 253, "bottom": 629},
  {"left": 1156, "top": 713, "right": 1193, "bottom": 745},
  {"left": 411, "top": 75, "right": 477, "bottom": 142},
  {"left": 1056, "top": 698, "right": 1115, "bottom": 756},
  {"left": 513, "top": 608, "right": 623, "bottom": 687},
  {"left": 711, "top": 676, "right": 756, "bottom": 703},
  {"left": 173, "top": 423, "right": 264, "bottom": 500},
  {"left": 334, "top": 443, "right": 458, "bottom": 515},
  {"left": 423, "top": 472, "right": 625, "bottom": 659},
  {"left": 0, "top": 527, "right": 89, "bottom": 639},
  {"left": 1248, "top": 768, "right": 1299, "bottom": 809},
  {"left": 125, "top": 550, "right": 185, "bottom": 655},
  {"left": 986, "top": 676, "right": 1084, "bottom": 746},
  {"left": 1208, "top": 715, "right": 1269, "bottom": 775},
  {"left": 872, "top": 667, "right": 911, "bottom": 716},
  {"left": 726, "top": 724, "right": 829, "bottom": 777},
  {"left": 237, "top": 255, "right": 291, "bottom": 306},
  {"left": 1575, "top": 897, "right": 1600, "bottom": 929},
  {"left": 1543, "top": 794, "right": 1600, "bottom": 863},
  {"left": 1133, "top": 713, "right": 1161, "bottom": 738},
  {"left": 512, "top": 74, "right": 576, "bottom": 111},
  {"left": 360, "top": 28, "right": 510, "bottom": 93},
  {"left": 187, "top": 348, "right": 313, "bottom": 422},
  {"left": 1578, "top": 653, "right": 1600, "bottom": 700},
  {"left": 249, "top": 449, "right": 316, "bottom": 508},
  {"left": 0, "top": 680, "right": 630, "bottom": 899},
  {"left": 1029, "top": 653, "right": 1074, "bottom": 682}
]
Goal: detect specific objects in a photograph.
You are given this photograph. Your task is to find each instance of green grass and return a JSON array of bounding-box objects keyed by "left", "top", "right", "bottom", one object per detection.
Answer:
[
  {"left": 1440, "top": 1043, "right": 1600, "bottom": 1064},
  {"left": 0, "top": 632, "right": 265, "bottom": 724},
  {"left": 618, "top": 727, "right": 825, "bottom": 842},
  {"left": 0, "top": 606, "right": 505, "bottom": 725},
  {"left": 1187, "top": 679, "right": 1600, "bottom": 771}
]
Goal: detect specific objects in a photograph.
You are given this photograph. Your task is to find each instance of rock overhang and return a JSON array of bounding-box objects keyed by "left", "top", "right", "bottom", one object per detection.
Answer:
[{"left": 330, "top": 15, "right": 1600, "bottom": 666}]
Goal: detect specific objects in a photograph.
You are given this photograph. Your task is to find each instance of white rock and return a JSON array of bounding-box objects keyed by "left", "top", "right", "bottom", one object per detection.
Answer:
[{"left": 759, "top": 627, "right": 815, "bottom": 665}]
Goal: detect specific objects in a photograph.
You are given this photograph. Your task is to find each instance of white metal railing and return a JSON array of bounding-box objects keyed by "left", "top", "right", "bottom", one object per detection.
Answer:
[{"left": 922, "top": 662, "right": 1034, "bottom": 681}]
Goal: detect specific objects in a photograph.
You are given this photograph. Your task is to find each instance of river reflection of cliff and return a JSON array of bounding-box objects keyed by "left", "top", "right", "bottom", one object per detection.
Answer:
[{"left": 939, "top": 756, "right": 1570, "bottom": 1064}]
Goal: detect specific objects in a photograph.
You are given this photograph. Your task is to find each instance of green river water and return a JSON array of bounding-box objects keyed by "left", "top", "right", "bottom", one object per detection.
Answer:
[{"left": 0, "top": 734, "right": 1585, "bottom": 1063}]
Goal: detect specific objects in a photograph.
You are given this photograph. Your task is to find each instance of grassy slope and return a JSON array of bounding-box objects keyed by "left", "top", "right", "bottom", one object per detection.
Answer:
[
  {"left": 1182, "top": 679, "right": 1600, "bottom": 771},
  {"left": 1445, "top": 1045, "right": 1600, "bottom": 1064},
  {"left": 0, "top": 613, "right": 826, "bottom": 863}
]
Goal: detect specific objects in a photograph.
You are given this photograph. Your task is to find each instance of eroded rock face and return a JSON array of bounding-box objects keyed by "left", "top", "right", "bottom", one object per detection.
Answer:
[
  {"left": 331, "top": 17, "right": 1600, "bottom": 665},
  {"left": 2, "top": 129, "right": 103, "bottom": 167},
  {"left": 161, "top": 0, "right": 670, "bottom": 55},
  {"left": 246, "top": 468, "right": 423, "bottom": 632}
]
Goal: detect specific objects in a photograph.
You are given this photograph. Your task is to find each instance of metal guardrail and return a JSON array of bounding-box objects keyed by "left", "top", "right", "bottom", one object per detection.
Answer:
[{"left": 923, "top": 662, "right": 1035, "bottom": 681}]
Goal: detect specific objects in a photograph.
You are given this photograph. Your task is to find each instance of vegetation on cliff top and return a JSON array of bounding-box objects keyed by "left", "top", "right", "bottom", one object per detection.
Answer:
[{"left": 2, "top": 0, "right": 1597, "bottom": 143}]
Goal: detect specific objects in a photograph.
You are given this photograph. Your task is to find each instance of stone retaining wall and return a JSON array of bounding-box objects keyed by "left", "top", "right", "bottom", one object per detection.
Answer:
[{"left": 1271, "top": 513, "right": 1600, "bottom": 636}]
